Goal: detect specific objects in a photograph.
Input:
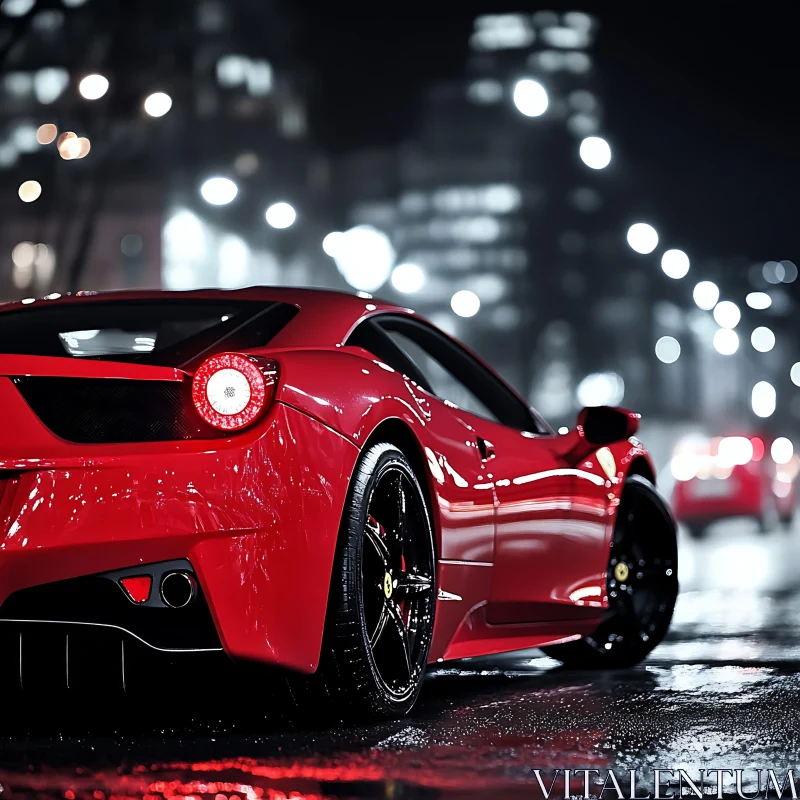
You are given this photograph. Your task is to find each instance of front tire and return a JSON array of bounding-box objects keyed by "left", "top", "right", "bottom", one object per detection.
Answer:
[
  {"left": 542, "top": 475, "right": 678, "bottom": 669},
  {"left": 310, "top": 442, "right": 437, "bottom": 720}
]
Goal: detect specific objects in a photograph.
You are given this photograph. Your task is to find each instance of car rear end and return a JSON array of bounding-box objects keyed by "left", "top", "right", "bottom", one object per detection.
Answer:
[
  {"left": 0, "top": 294, "right": 355, "bottom": 691},
  {"left": 671, "top": 434, "right": 797, "bottom": 536}
]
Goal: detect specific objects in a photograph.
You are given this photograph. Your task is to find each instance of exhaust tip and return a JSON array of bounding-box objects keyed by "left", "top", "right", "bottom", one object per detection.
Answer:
[{"left": 160, "top": 571, "right": 197, "bottom": 609}]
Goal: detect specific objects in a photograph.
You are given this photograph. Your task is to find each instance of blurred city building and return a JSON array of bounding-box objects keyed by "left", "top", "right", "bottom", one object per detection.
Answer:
[
  {"left": 332, "top": 11, "right": 661, "bottom": 429},
  {"left": 0, "top": 0, "right": 328, "bottom": 297},
  {"left": 0, "top": 1, "right": 797, "bottom": 445}
]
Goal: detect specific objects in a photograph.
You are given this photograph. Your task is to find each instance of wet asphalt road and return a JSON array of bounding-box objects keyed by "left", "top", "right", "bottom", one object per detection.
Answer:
[{"left": 3, "top": 519, "right": 800, "bottom": 799}]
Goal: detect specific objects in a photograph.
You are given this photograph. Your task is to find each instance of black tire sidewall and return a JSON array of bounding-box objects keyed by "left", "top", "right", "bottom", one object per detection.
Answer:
[{"left": 329, "top": 442, "right": 436, "bottom": 718}]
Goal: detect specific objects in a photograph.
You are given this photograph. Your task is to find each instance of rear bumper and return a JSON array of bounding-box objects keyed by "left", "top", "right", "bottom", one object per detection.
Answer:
[
  {"left": 672, "top": 478, "right": 763, "bottom": 522},
  {"left": 0, "top": 619, "right": 230, "bottom": 692},
  {"left": 0, "top": 402, "right": 359, "bottom": 674}
]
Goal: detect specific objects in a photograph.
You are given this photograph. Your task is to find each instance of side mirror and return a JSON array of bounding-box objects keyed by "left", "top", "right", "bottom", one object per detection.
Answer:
[{"left": 577, "top": 405, "right": 640, "bottom": 446}]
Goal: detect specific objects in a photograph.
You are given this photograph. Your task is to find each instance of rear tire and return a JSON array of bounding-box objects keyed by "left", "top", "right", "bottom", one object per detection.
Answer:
[
  {"left": 291, "top": 442, "right": 437, "bottom": 720},
  {"left": 542, "top": 475, "right": 678, "bottom": 669}
]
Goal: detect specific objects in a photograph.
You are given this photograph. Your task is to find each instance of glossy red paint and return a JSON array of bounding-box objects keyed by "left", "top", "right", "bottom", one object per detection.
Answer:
[{"left": 0, "top": 288, "right": 665, "bottom": 676}]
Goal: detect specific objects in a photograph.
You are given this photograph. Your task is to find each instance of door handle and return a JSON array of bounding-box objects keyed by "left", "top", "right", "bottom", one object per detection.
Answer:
[{"left": 476, "top": 437, "right": 495, "bottom": 460}]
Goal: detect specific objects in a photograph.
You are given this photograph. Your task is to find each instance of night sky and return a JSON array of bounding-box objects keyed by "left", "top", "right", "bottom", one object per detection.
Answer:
[{"left": 295, "top": 0, "right": 798, "bottom": 266}]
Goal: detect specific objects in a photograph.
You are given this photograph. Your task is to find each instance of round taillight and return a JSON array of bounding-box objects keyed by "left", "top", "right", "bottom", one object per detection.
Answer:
[{"left": 192, "top": 353, "right": 275, "bottom": 431}]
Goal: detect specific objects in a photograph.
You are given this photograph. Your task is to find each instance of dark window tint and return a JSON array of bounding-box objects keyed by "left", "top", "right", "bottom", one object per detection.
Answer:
[
  {"left": 347, "top": 315, "right": 545, "bottom": 433},
  {"left": 383, "top": 328, "right": 499, "bottom": 423},
  {"left": 0, "top": 300, "right": 297, "bottom": 368}
]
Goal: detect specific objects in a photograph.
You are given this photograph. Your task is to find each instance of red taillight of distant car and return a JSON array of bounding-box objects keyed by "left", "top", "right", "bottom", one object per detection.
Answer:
[{"left": 191, "top": 353, "right": 277, "bottom": 431}]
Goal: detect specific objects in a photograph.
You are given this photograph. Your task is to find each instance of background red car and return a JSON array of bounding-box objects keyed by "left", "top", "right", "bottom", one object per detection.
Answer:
[
  {"left": 0, "top": 287, "right": 678, "bottom": 718},
  {"left": 671, "top": 433, "right": 797, "bottom": 538}
]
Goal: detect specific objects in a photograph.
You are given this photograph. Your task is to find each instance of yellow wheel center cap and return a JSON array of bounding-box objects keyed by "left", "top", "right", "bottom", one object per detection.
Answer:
[
  {"left": 614, "top": 562, "right": 630, "bottom": 583},
  {"left": 384, "top": 573, "right": 393, "bottom": 599}
]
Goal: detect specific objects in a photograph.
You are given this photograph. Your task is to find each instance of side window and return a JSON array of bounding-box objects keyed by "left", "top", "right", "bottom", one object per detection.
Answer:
[
  {"left": 345, "top": 319, "right": 433, "bottom": 392},
  {"left": 381, "top": 329, "right": 500, "bottom": 424},
  {"left": 376, "top": 316, "right": 545, "bottom": 433}
]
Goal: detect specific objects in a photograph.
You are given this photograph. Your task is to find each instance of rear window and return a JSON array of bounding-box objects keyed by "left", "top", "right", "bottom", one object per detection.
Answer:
[{"left": 0, "top": 299, "right": 297, "bottom": 368}]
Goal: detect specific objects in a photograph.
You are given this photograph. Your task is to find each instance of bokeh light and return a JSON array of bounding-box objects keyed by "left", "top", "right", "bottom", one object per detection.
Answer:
[
  {"left": 12, "top": 240, "right": 34, "bottom": 264},
  {"left": 78, "top": 73, "right": 109, "bottom": 100},
  {"left": 265, "top": 202, "right": 296, "bottom": 229},
  {"left": 791, "top": 363, "right": 800, "bottom": 387},
  {"left": 57, "top": 131, "right": 81, "bottom": 160},
  {"left": 626, "top": 223, "right": 658, "bottom": 254},
  {"left": 751, "top": 381, "right": 776, "bottom": 418},
  {"left": 693, "top": 280, "right": 719, "bottom": 310},
  {"left": 451, "top": 289, "right": 481, "bottom": 318},
  {"left": 718, "top": 436, "right": 753, "bottom": 467},
  {"left": 1, "top": 0, "right": 35, "bottom": 17},
  {"left": 512, "top": 79, "right": 548, "bottom": 117},
  {"left": 18, "top": 180, "right": 41, "bottom": 202},
  {"left": 578, "top": 136, "right": 611, "bottom": 169},
  {"left": 36, "top": 123, "right": 57, "bottom": 145},
  {"left": 655, "top": 335, "right": 681, "bottom": 363},
  {"left": 713, "top": 328, "right": 739, "bottom": 355},
  {"left": 713, "top": 300, "right": 741, "bottom": 329},
  {"left": 746, "top": 291, "right": 772, "bottom": 310},
  {"left": 144, "top": 91, "right": 172, "bottom": 117},
  {"left": 771, "top": 437, "right": 794, "bottom": 465},
  {"left": 391, "top": 262, "right": 426, "bottom": 294},
  {"left": 333, "top": 225, "right": 395, "bottom": 292},
  {"left": 200, "top": 177, "right": 238, "bottom": 205},
  {"left": 750, "top": 326, "right": 775, "bottom": 353},
  {"left": 762, "top": 261, "right": 782, "bottom": 284},
  {"left": 322, "top": 232, "right": 343, "bottom": 257},
  {"left": 660, "top": 249, "right": 690, "bottom": 279},
  {"left": 576, "top": 372, "right": 625, "bottom": 407},
  {"left": 780, "top": 260, "right": 798, "bottom": 283}
]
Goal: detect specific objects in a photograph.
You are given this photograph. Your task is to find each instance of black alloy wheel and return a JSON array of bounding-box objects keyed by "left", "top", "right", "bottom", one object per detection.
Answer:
[
  {"left": 362, "top": 466, "right": 435, "bottom": 701},
  {"left": 542, "top": 475, "right": 678, "bottom": 669},
  {"left": 309, "top": 442, "right": 437, "bottom": 719}
]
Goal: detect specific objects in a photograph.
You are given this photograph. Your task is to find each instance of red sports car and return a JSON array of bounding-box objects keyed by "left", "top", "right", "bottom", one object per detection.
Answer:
[
  {"left": 0, "top": 288, "right": 677, "bottom": 717},
  {"left": 671, "top": 433, "right": 796, "bottom": 538}
]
